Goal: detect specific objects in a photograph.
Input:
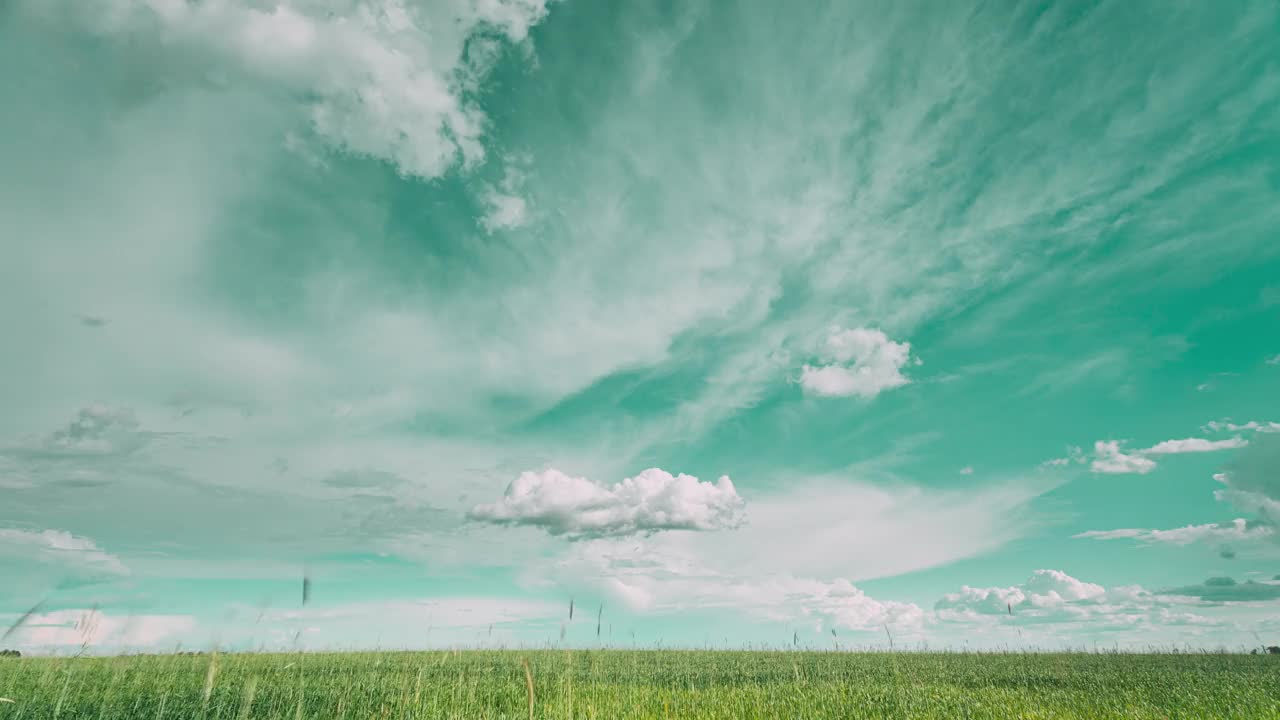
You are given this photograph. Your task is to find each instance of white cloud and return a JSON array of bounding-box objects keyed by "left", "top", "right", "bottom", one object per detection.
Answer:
[
  {"left": 479, "top": 160, "right": 532, "bottom": 232},
  {"left": 1203, "top": 420, "right": 1280, "bottom": 434},
  {"left": 931, "top": 569, "right": 1280, "bottom": 649},
  {"left": 800, "top": 327, "right": 915, "bottom": 398},
  {"left": 468, "top": 467, "right": 745, "bottom": 539},
  {"left": 5, "top": 608, "right": 194, "bottom": 651},
  {"left": 1073, "top": 518, "right": 1273, "bottom": 546},
  {"left": 933, "top": 569, "right": 1224, "bottom": 632},
  {"left": 1081, "top": 437, "right": 1280, "bottom": 556},
  {"left": 959, "top": 466, "right": 974, "bottom": 475},
  {"left": 23, "top": 0, "right": 553, "bottom": 179},
  {"left": 937, "top": 569, "right": 1108, "bottom": 622},
  {"left": 1266, "top": 354, "right": 1280, "bottom": 365},
  {"left": 0, "top": 528, "right": 129, "bottom": 577},
  {"left": 1090, "top": 440, "right": 1157, "bottom": 474},
  {"left": 1144, "top": 436, "right": 1249, "bottom": 454},
  {"left": 479, "top": 190, "right": 529, "bottom": 232},
  {"left": 540, "top": 539, "right": 924, "bottom": 633},
  {"left": 524, "top": 476, "right": 1049, "bottom": 633},
  {"left": 1080, "top": 433, "right": 1249, "bottom": 475}
]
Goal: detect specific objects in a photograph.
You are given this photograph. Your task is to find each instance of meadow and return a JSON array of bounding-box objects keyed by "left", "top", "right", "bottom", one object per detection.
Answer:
[{"left": 1, "top": 649, "right": 1278, "bottom": 719}]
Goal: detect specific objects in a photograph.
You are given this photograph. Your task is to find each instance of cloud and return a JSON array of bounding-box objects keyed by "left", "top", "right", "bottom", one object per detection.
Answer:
[
  {"left": 540, "top": 540, "right": 924, "bottom": 633},
  {"left": 0, "top": 528, "right": 129, "bottom": 577},
  {"left": 0, "top": 528, "right": 130, "bottom": 601},
  {"left": 1267, "top": 354, "right": 1280, "bottom": 365},
  {"left": 479, "top": 160, "right": 532, "bottom": 232},
  {"left": 21, "top": 0, "right": 554, "bottom": 179},
  {"left": 1203, "top": 420, "right": 1280, "bottom": 434},
  {"left": 3, "top": 608, "right": 194, "bottom": 652},
  {"left": 1144, "top": 437, "right": 1249, "bottom": 454},
  {"left": 39, "top": 405, "right": 149, "bottom": 456},
  {"left": 799, "top": 327, "right": 915, "bottom": 398},
  {"left": 468, "top": 467, "right": 745, "bottom": 539},
  {"left": 959, "top": 466, "right": 974, "bottom": 475},
  {"left": 1090, "top": 440, "right": 1156, "bottom": 475},
  {"left": 934, "top": 570, "right": 1235, "bottom": 632},
  {"left": 1161, "top": 577, "right": 1280, "bottom": 603},
  {"left": 1215, "top": 434, "right": 1280, "bottom": 525},
  {"left": 937, "top": 569, "right": 1119, "bottom": 623},
  {"left": 1042, "top": 446, "right": 1086, "bottom": 468},
  {"left": 1073, "top": 518, "right": 1273, "bottom": 546},
  {"left": 1084, "top": 436, "right": 1280, "bottom": 555},
  {"left": 525, "top": 476, "right": 1049, "bottom": 633},
  {"left": 1085, "top": 434, "right": 1247, "bottom": 475}
]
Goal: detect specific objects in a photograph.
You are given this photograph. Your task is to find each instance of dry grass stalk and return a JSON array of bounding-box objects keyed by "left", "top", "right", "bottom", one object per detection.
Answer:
[{"left": 521, "top": 657, "right": 535, "bottom": 720}]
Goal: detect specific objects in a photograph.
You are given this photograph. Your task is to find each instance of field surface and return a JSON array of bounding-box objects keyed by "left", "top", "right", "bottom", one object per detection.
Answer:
[{"left": 1, "top": 650, "right": 1278, "bottom": 719}]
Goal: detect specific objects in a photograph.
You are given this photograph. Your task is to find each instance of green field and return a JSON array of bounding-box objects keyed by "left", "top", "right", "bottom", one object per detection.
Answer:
[{"left": 1, "top": 650, "right": 1278, "bottom": 719}]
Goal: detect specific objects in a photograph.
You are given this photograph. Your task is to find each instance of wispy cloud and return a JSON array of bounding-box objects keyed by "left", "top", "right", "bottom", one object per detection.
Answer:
[
  {"left": 1073, "top": 518, "right": 1272, "bottom": 546},
  {"left": 1144, "top": 437, "right": 1249, "bottom": 455},
  {"left": 20, "top": 0, "right": 554, "bottom": 179}
]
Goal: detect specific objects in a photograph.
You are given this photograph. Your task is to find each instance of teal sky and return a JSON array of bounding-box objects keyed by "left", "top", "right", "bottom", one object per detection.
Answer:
[{"left": 3, "top": 0, "right": 1280, "bottom": 654}]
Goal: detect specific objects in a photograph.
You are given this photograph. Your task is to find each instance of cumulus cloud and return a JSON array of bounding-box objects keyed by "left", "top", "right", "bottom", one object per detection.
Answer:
[
  {"left": 467, "top": 467, "right": 745, "bottom": 539},
  {"left": 1090, "top": 440, "right": 1156, "bottom": 474},
  {"left": 800, "top": 327, "right": 915, "bottom": 398},
  {"left": 1144, "top": 437, "right": 1249, "bottom": 454},
  {"left": 21, "top": 0, "right": 553, "bottom": 179},
  {"left": 936, "top": 569, "right": 1106, "bottom": 622},
  {"left": 1084, "top": 436, "right": 1280, "bottom": 555},
  {"left": 1073, "top": 518, "right": 1273, "bottom": 546},
  {"left": 933, "top": 569, "right": 1246, "bottom": 633}
]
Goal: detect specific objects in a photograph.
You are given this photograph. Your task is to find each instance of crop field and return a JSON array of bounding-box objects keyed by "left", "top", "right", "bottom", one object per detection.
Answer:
[{"left": 1, "top": 650, "right": 1277, "bottom": 719}]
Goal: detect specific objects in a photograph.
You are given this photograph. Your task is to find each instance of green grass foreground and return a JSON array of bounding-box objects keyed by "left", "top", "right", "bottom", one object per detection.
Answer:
[{"left": 1, "top": 650, "right": 1278, "bottom": 719}]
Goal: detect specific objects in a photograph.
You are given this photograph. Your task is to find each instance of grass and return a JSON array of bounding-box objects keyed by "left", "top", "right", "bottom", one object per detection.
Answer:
[{"left": 0, "top": 649, "right": 1278, "bottom": 719}]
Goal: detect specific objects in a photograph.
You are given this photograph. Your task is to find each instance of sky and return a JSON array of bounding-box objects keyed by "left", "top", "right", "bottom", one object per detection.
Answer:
[{"left": 2, "top": 0, "right": 1280, "bottom": 655}]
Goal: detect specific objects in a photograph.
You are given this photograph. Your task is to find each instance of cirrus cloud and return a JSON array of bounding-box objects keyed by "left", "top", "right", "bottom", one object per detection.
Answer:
[
  {"left": 19, "top": 0, "right": 554, "bottom": 179},
  {"left": 1073, "top": 518, "right": 1273, "bottom": 546}
]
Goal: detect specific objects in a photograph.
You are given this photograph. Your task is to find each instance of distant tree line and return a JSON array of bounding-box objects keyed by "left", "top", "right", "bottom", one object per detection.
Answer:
[{"left": 0, "top": 649, "right": 20, "bottom": 658}]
